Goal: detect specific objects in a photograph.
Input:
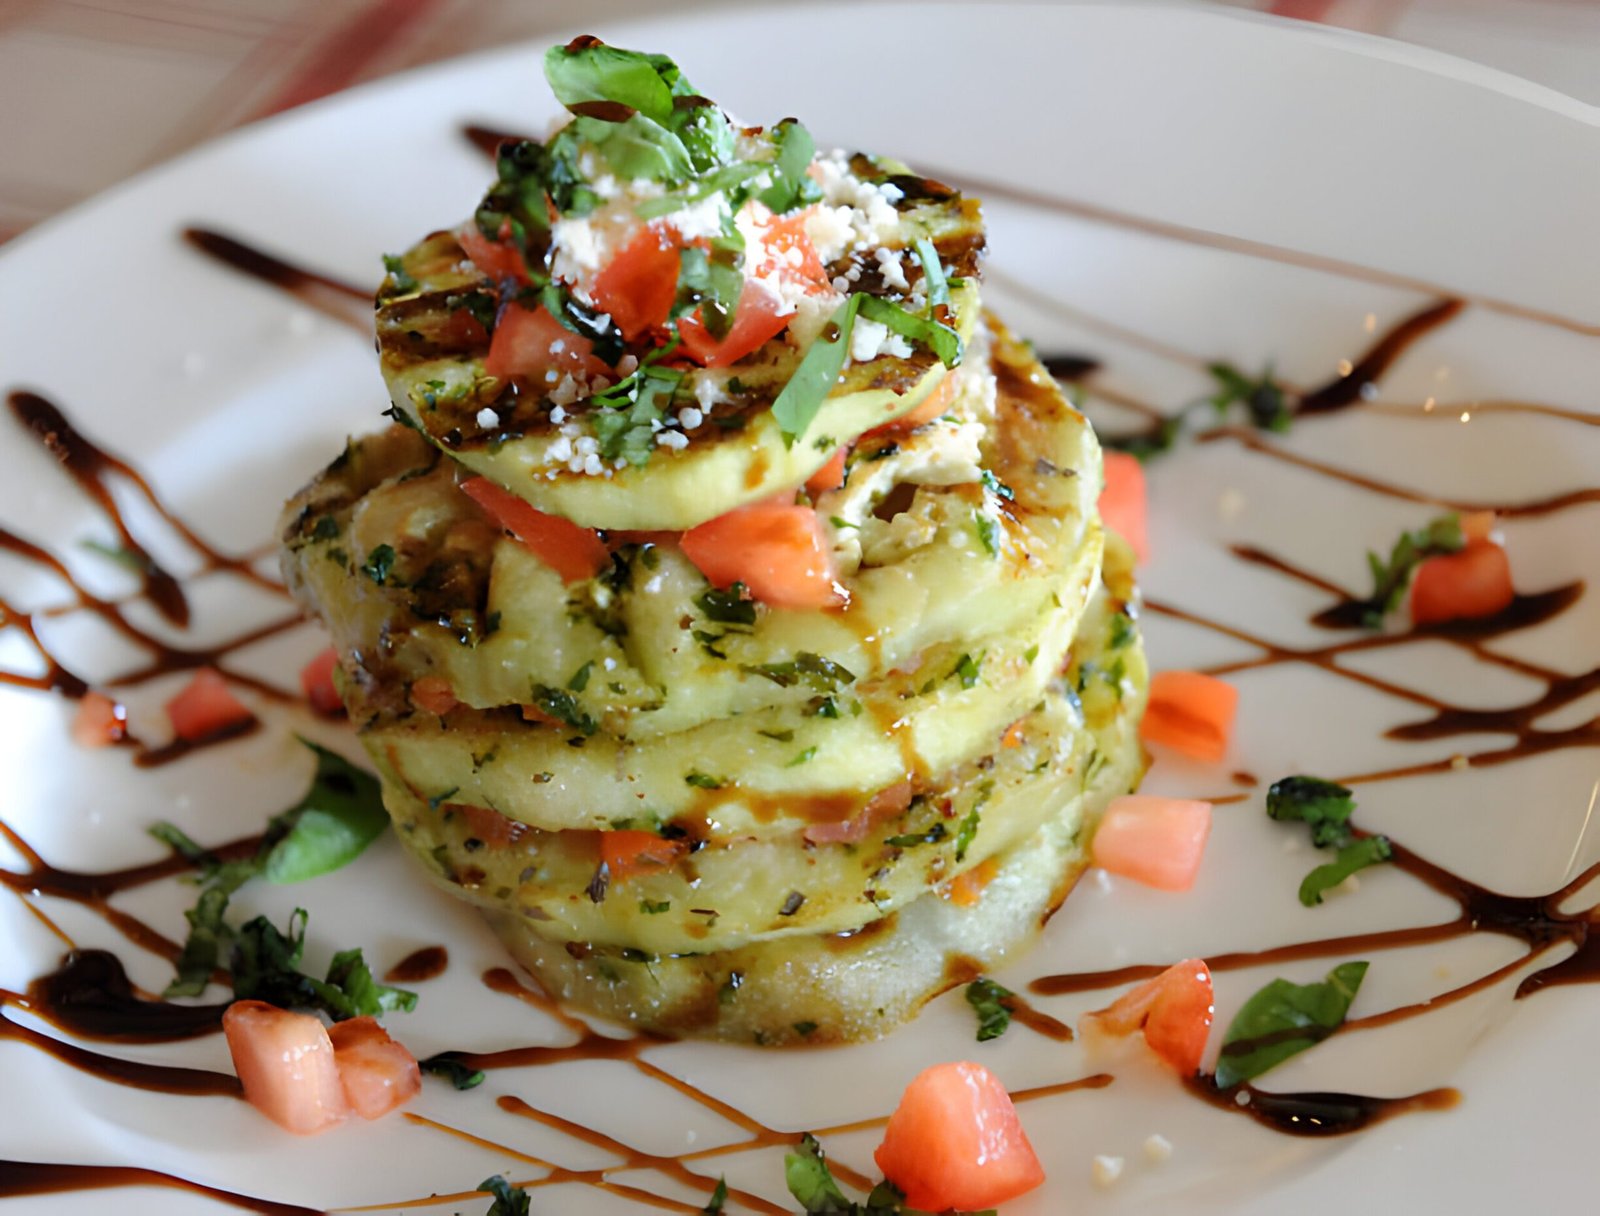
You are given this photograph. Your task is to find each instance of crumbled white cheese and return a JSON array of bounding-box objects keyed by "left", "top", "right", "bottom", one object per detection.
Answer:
[
  {"left": 1143, "top": 1134, "right": 1173, "bottom": 1164},
  {"left": 575, "top": 435, "right": 599, "bottom": 457},
  {"left": 547, "top": 436, "right": 573, "bottom": 464},
  {"left": 678, "top": 406, "right": 704, "bottom": 430},
  {"left": 805, "top": 204, "right": 857, "bottom": 263},
  {"left": 851, "top": 317, "right": 891, "bottom": 363},
  {"left": 656, "top": 429, "right": 689, "bottom": 451},
  {"left": 550, "top": 374, "right": 584, "bottom": 408},
  {"left": 1091, "top": 1156, "right": 1125, "bottom": 1188},
  {"left": 581, "top": 452, "right": 604, "bottom": 476},
  {"left": 875, "top": 246, "right": 910, "bottom": 291},
  {"left": 663, "top": 191, "right": 729, "bottom": 241},
  {"left": 549, "top": 405, "right": 568, "bottom": 425},
  {"left": 832, "top": 275, "right": 851, "bottom": 294},
  {"left": 881, "top": 333, "right": 914, "bottom": 359},
  {"left": 694, "top": 373, "right": 725, "bottom": 413}
]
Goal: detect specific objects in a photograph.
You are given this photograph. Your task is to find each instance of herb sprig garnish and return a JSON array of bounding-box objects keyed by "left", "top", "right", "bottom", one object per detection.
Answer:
[
  {"left": 1266, "top": 775, "right": 1393, "bottom": 905},
  {"left": 152, "top": 740, "right": 390, "bottom": 997},
  {"left": 1097, "top": 361, "right": 1290, "bottom": 462},
  {"left": 784, "top": 1134, "right": 924, "bottom": 1215},
  {"left": 965, "top": 977, "right": 1015, "bottom": 1042}
]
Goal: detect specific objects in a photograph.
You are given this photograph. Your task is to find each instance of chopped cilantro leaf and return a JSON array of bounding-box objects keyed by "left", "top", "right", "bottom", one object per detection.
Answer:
[
  {"left": 741, "top": 652, "right": 855, "bottom": 691},
  {"left": 567, "top": 661, "right": 594, "bottom": 692},
  {"left": 952, "top": 652, "right": 983, "bottom": 689},
  {"left": 787, "top": 746, "right": 818, "bottom": 767},
  {"left": 1266, "top": 776, "right": 1356, "bottom": 848},
  {"left": 954, "top": 807, "right": 981, "bottom": 863},
  {"left": 478, "top": 1174, "right": 532, "bottom": 1216},
  {"left": 685, "top": 771, "right": 726, "bottom": 790},
  {"left": 979, "top": 468, "right": 1014, "bottom": 500},
  {"left": 231, "top": 908, "right": 417, "bottom": 1021},
  {"left": 528, "top": 683, "right": 598, "bottom": 735}
]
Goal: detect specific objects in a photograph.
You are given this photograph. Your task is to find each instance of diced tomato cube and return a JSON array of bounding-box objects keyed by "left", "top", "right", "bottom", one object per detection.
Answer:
[
  {"left": 1091, "top": 795, "right": 1212, "bottom": 892},
  {"left": 874, "top": 1061, "right": 1045, "bottom": 1212},
  {"left": 457, "top": 221, "right": 529, "bottom": 284},
  {"left": 677, "top": 280, "right": 795, "bottom": 368},
  {"left": 299, "top": 647, "right": 342, "bottom": 716},
  {"left": 1081, "top": 959, "right": 1214, "bottom": 1076},
  {"left": 165, "top": 668, "right": 254, "bottom": 743},
  {"left": 680, "top": 500, "right": 844, "bottom": 610},
  {"left": 327, "top": 1017, "right": 421, "bottom": 1121},
  {"left": 1141, "top": 670, "right": 1239, "bottom": 763},
  {"left": 484, "top": 302, "right": 610, "bottom": 385},
  {"left": 72, "top": 691, "right": 128, "bottom": 748},
  {"left": 1411, "top": 540, "right": 1514, "bottom": 625},
  {"left": 804, "top": 446, "right": 848, "bottom": 497},
  {"left": 1099, "top": 450, "right": 1148, "bottom": 562},
  {"left": 460, "top": 477, "right": 608, "bottom": 584},
  {"left": 223, "top": 1000, "right": 348, "bottom": 1135},
  {"left": 591, "top": 222, "right": 682, "bottom": 340}
]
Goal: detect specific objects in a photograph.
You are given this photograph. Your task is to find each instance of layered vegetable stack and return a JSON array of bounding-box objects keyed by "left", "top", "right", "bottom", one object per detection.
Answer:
[{"left": 280, "top": 39, "right": 1148, "bottom": 1043}]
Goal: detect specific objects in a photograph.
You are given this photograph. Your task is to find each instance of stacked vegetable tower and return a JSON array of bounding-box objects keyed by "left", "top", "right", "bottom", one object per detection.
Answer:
[{"left": 280, "top": 39, "right": 1148, "bottom": 1043}]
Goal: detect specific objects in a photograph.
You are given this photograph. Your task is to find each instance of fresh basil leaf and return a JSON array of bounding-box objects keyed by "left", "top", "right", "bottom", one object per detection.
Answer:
[
  {"left": 478, "top": 1174, "right": 532, "bottom": 1216},
  {"left": 321, "top": 947, "right": 419, "bottom": 1017},
  {"left": 636, "top": 163, "right": 766, "bottom": 219},
  {"left": 772, "top": 295, "right": 864, "bottom": 445},
  {"left": 758, "top": 119, "right": 823, "bottom": 214},
  {"left": 965, "top": 977, "right": 1015, "bottom": 1042},
  {"left": 592, "top": 366, "right": 683, "bottom": 466},
  {"left": 580, "top": 112, "right": 693, "bottom": 184},
  {"left": 912, "top": 237, "right": 949, "bottom": 309},
  {"left": 260, "top": 741, "right": 389, "bottom": 884},
  {"left": 785, "top": 1134, "right": 854, "bottom": 1214},
  {"left": 1214, "top": 961, "right": 1369, "bottom": 1088},
  {"left": 543, "top": 42, "right": 676, "bottom": 124},
  {"left": 857, "top": 294, "right": 963, "bottom": 368},
  {"left": 1298, "top": 836, "right": 1393, "bottom": 906},
  {"left": 1265, "top": 775, "right": 1356, "bottom": 849},
  {"left": 674, "top": 241, "right": 743, "bottom": 339},
  {"left": 676, "top": 99, "right": 737, "bottom": 174},
  {"left": 419, "top": 1053, "right": 486, "bottom": 1090}
]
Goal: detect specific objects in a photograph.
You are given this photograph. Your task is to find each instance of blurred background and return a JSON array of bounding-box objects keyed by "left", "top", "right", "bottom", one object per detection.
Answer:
[{"left": 3, "top": 0, "right": 1598, "bottom": 243}]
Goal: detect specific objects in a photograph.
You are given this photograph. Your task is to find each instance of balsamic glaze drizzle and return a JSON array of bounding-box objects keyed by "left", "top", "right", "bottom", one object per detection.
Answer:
[{"left": 1, "top": 128, "right": 1597, "bottom": 1208}]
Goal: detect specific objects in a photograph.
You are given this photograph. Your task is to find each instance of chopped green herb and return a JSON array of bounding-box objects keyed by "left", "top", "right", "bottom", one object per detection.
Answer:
[
  {"left": 640, "top": 899, "right": 672, "bottom": 915},
  {"left": 418, "top": 1053, "right": 486, "bottom": 1090},
  {"left": 829, "top": 515, "right": 860, "bottom": 530},
  {"left": 965, "top": 977, "right": 1015, "bottom": 1042},
  {"left": 952, "top": 651, "right": 983, "bottom": 689},
  {"left": 884, "top": 823, "right": 946, "bottom": 848},
  {"left": 231, "top": 908, "right": 417, "bottom": 1021},
  {"left": 758, "top": 728, "right": 796, "bottom": 743},
  {"left": 361, "top": 544, "right": 398, "bottom": 586},
  {"left": 528, "top": 683, "right": 598, "bottom": 735},
  {"left": 697, "top": 583, "right": 757, "bottom": 625},
  {"left": 857, "top": 294, "right": 962, "bottom": 367},
  {"left": 1023, "top": 643, "right": 1040, "bottom": 664},
  {"left": 772, "top": 295, "right": 863, "bottom": 445},
  {"left": 810, "top": 696, "right": 842, "bottom": 719},
  {"left": 792, "top": 1019, "right": 819, "bottom": 1038},
  {"left": 757, "top": 119, "right": 823, "bottom": 214},
  {"left": 567, "top": 661, "right": 594, "bottom": 692},
  {"left": 1207, "top": 361, "right": 1290, "bottom": 433},
  {"left": 1356, "top": 513, "right": 1465, "bottom": 628},
  {"left": 1214, "top": 961, "right": 1369, "bottom": 1088},
  {"left": 1266, "top": 775, "right": 1393, "bottom": 904},
  {"left": 1109, "top": 610, "right": 1135, "bottom": 649},
  {"left": 147, "top": 821, "right": 217, "bottom": 868},
  {"left": 700, "top": 1177, "right": 729, "bottom": 1216},
  {"left": 787, "top": 746, "right": 818, "bottom": 767},
  {"left": 685, "top": 771, "right": 726, "bottom": 790},
  {"left": 381, "top": 253, "right": 418, "bottom": 294},
  {"left": 741, "top": 652, "right": 855, "bottom": 691},
  {"left": 954, "top": 807, "right": 981, "bottom": 863},
  {"left": 972, "top": 511, "right": 1000, "bottom": 557},
  {"left": 1266, "top": 776, "right": 1356, "bottom": 848},
  {"left": 978, "top": 468, "right": 1014, "bottom": 501},
  {"left": 785, "top": 1134, "right": 852, "bottom": 1214},
  {"left": 478, "top": 1174, "right": 532, "bottom": 1216},
  {"left": 912, "top": 236, "right": 949, "bottom": 309},
  {"left": 81, "top": 538, "right": 153, "bottom": 573}
]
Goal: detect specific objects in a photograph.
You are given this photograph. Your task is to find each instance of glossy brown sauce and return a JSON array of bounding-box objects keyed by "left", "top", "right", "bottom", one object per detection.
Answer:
[
  {"left": 385, "top": 944, "right": 450, "bottom": 984},
  {"left": 0, "top": 1160, "right": 317, "bottom": 1215},
  {"left": 5, "top": 149, "right": 1598, "bottom": 1207}
]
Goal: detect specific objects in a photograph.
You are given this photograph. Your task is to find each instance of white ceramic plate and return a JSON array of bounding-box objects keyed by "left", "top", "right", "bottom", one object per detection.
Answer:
[{"left": 3, "top": 4, "right": 1598, "bottom": 1212}]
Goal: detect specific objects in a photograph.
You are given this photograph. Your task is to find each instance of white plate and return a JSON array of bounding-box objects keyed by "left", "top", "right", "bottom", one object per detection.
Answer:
[{"left": 3, "top": 4, "right": 1598, "bottom": 1212}]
